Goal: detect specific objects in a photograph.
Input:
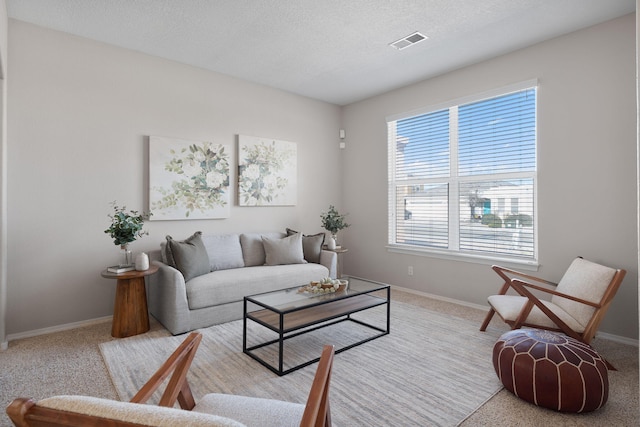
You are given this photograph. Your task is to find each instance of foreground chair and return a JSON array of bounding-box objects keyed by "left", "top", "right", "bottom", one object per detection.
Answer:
[
  {"left": 480, "top": 257, "right": 626, "bottom": 347},
  {"left": 7, "top": 332, "right": 335, "bottom": 427}
]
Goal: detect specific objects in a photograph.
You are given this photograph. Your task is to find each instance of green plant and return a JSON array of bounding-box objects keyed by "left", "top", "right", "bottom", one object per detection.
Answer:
[
  {"left": 104, "top": 202, "right": 151, "bottom": 246},
  {"left": 504, "top": 214, "right": 533, "bottom": 228},
  {"left": 481, "top": 213, "right": 503, "bottom": 228},
  {"left": 320, "top": 205, "right": 350, "bottom": 235}
]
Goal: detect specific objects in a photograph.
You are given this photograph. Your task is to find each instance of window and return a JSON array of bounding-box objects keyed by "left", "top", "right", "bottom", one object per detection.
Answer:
[{"left": 387, "top": 82, "right": 537, "bottom": 263}]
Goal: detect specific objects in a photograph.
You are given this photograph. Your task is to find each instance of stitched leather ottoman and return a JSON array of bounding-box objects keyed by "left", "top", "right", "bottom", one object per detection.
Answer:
[{"left": 493, "top": 329, "right": 608, "bottom": 412}]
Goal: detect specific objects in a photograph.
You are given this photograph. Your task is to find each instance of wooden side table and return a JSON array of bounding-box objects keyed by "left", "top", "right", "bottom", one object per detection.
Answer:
[
  {"left": 323, "top": 246, "right": 348, "bottom": 278},
  {"left": 101, "top": 264, "right": 159, "bottom": 338}
]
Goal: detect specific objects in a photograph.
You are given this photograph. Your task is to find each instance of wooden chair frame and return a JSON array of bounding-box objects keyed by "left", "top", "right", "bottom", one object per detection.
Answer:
[
  {"left": 7, "top": 332, "right": 335, "bottom": 427},
  {"left": 300, "top": 344, "right": 334, "bottom": 427},
  {"left": 480, "top": 264, "right": 626, "bottom": 347},
  {"left": 7, "top": 331, "right": 202, "bottom": 427}
]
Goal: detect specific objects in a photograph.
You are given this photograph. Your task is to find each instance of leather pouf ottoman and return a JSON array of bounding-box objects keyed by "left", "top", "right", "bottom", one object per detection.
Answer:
[{"left": 493, "top": 329, "right": 608, "bottom": 412}]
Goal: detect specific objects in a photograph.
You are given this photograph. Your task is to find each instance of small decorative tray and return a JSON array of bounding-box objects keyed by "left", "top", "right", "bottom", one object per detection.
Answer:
[{"left": 298, "top": 279, "right": 348, "bottom": 294}]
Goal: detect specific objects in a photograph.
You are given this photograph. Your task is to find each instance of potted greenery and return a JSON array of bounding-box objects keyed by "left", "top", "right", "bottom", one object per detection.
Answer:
[
  {"left": 104, "top": 202, "right": 151, "bottom": 266},
  {"left": 320, "top": 205, "right": 350, "bottom": 248}
]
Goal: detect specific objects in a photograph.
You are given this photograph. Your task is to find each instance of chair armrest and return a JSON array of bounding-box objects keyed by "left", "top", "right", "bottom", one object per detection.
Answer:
[
  {"left": 319, "top": 250, "right": 337, "bottom": 279},
  {"left": 511, "top": 279, "right": 600, "bottom": 308},
  {"left": 300, "top": 345, "right": 334, "bottom": 426},
  {"left": 131, "top": 332, "right": 202, "bottom": 409},
  {"left": 492, "top": 265, "right": 558, "bottom": 287},
  {"left": 508, "top": 279, "right": 586, "bottom": 341}
]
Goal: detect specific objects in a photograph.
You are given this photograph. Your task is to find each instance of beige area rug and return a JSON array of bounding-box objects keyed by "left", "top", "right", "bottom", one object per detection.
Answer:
[{"left": 100, "top": 301, "right": 504, "bottom": 426}]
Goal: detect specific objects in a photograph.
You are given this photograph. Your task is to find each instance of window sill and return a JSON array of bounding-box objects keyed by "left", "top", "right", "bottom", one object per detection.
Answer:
[{"left": 386, "top": 244, "right": 539, "bottom": 272}]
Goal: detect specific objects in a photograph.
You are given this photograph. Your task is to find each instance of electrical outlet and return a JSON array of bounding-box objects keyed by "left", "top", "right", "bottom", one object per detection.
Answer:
[{"left": 408, "top": 266, "right": 413, "bottom": 276}]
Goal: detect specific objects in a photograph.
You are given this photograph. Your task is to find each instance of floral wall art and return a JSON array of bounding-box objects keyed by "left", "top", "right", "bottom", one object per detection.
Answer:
[
  {"left": 238, "top": 135, "right": 297, "bottom": 206},
  {"left": 149, "top": 136, "right": 231, "bottom": 220}
]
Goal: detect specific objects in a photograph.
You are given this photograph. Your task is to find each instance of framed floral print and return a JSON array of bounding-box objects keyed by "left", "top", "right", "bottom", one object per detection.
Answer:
[
  {"left": 149, "top": 136, "right": 231, "bottom": 220},
  {"left": 238, "top": 135, "right": 297, "bottom": 206}
]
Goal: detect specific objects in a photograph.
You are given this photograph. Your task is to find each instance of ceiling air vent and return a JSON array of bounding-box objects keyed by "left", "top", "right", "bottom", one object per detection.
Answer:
[{"left": 389, "top": 31, "right": 428, "bottom": 50}]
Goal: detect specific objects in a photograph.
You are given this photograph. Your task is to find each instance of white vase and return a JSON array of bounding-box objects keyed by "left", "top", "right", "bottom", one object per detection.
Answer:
[
  {"left": 327, "top": 236, "right": 336, "bottom": 250},
  {"left": 135, "top": 252, "right": 149, "bottom": 271}
]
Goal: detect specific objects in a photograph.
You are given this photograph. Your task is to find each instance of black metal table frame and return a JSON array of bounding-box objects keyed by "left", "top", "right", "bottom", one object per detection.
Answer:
[{"left": 243, "top": 284, "right": 390, "bottom": 376}]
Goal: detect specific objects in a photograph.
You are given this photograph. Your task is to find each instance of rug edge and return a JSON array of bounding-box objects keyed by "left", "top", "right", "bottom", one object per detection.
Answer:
[{"left": 98, "top": 342, "right": 130, "bottom": 402}]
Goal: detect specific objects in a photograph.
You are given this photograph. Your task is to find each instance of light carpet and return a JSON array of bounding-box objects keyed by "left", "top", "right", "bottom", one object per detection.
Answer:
[{"left": 100, "top": 301, "right": 504, "bottom": 426}]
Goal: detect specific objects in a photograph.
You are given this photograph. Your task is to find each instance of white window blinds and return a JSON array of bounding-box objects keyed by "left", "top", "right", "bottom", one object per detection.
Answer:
[{"left": 388, "top": 82, "right": 537, "bottom": 261}]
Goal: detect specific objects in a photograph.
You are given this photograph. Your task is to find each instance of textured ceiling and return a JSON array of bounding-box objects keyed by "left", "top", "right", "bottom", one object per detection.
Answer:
[{"left": 7, "top": 0, "right": 636, "bottom": 105}]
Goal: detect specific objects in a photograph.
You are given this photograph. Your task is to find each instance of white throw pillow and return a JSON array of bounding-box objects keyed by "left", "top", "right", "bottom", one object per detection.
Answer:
[{"left": 262, "top": 233, "right": 307, "bottom": 266}]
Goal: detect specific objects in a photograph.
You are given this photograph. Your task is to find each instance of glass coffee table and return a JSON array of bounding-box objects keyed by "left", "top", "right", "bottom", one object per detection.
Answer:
[{"left": 243, "top": 276, "right": 390, "bottom": 376}]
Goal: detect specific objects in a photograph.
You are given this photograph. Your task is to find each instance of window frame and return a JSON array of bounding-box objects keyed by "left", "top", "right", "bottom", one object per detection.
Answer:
[{"left": 386, "top": 80, "right": 539, "bottom": 270}]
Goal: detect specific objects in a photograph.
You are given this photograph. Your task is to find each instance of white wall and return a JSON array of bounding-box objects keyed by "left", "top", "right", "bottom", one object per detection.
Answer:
[
  {"left": 342, "top": 14, "right": 639, "bottom": 340},
  {"left": 6, "top": 20, "right": 343, "bottom": 336},
  {"left": 0, "top": 0, "right": 7, "bottom": 348},
  {"left": 6, "top": 14, "right": 639, "bottom": 342}
]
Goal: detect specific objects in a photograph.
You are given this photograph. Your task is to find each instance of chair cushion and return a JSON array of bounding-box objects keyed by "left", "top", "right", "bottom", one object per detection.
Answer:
[
  {"left": 552, "top": 258, "right": 617, "bottom": 328},
  {"left": 194, "top": 393, "right": 304, "bottom": 427},
  {"left": 488, "top": 294, "right": 585, "bottom": 333},
  {"left": 38, "top": 395, "right": 246, "bottom": 427}
]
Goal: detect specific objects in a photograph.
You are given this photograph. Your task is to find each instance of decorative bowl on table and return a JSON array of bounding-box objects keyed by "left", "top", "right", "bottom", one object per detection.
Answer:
[{"left": 299, "top": 278, "right": 347, "bottom": 294}]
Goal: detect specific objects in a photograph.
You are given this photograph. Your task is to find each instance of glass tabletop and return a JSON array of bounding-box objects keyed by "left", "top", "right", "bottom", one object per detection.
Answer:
[{"left": 245, "top": 276, "right": 388, "bottom": 313}]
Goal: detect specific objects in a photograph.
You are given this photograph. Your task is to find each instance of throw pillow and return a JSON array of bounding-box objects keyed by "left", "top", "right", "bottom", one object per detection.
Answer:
[
  {"left": 286, "top": 228, "right": 325, "bottom": 264},
  {"left": 165, "top": 232, "right": 211, "bottom": 282},
  {"left": 240, "top": 232, "right": 284, "bottom": 266},
  {"left": 262, "top": 232, "right": 306, "bottom": 266},
  {"left": 200, "top": 233, "right": 245, "bottom": 271}
]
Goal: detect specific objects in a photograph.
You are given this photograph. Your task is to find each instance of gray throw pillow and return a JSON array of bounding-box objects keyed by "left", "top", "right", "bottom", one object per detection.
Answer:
[
  {"left": 286, "top": 228, "right": 325, "bottom": 264},
  {"left": 262, "top": 233, "right": 306, "bottom": 266},
  {"left": 200, "top": 234, "right": 245, "bottom": 271},
  {"left": 165, "top": 232, "right": 210, "bottom": 282},
  {"left": 240, "top": 232, "right": 284, "bottom": 266}
]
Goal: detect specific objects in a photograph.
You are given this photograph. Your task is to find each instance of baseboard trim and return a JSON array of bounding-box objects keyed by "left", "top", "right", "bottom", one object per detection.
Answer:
[
  {"left": 595, "top": 331, "right": 639, "bottom": 347},
  {"left": 390, "top": 284, "right": 489, "bottom": 312},
  {"left": 5, "top": 316, "right": 112, "bottom": 346},
  {"left": 391, "top": 284, "right": 639, "bottom": 347},
  {"left": 4, "top": 288, "right": 638, "bottom": 349}
]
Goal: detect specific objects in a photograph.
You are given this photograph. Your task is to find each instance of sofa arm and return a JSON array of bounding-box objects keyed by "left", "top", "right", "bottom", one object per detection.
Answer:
[
  {"left": 146, "top": 250, "right": 192, "bottom": 335},
  {"left": 319, "top": 250, "right": 337, "bottom": 279}
]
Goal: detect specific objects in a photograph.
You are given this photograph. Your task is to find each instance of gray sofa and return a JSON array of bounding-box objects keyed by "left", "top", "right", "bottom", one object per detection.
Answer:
[{"left": 147, "top": 231, "right": 337, "bottom": 335}]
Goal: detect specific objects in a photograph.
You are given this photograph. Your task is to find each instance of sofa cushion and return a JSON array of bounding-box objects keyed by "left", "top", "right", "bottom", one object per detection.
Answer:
[
  {"left": 286, "top": 228, "right": 325, "bottom": 264},
  {"left": 185, "top": 263, "right": 329, "bottom": 309},
  {"left": 262, "top": 233, "right": 306, "bottom": 266},
  {"left": 201, "top": 234, "right": 245, "bottom": 271},
  {"left": 240, "top": 232, "right": 285, "bottom": 266},
  {"left": 165, "top": 232, "right": 210, "bottom": 282}
]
